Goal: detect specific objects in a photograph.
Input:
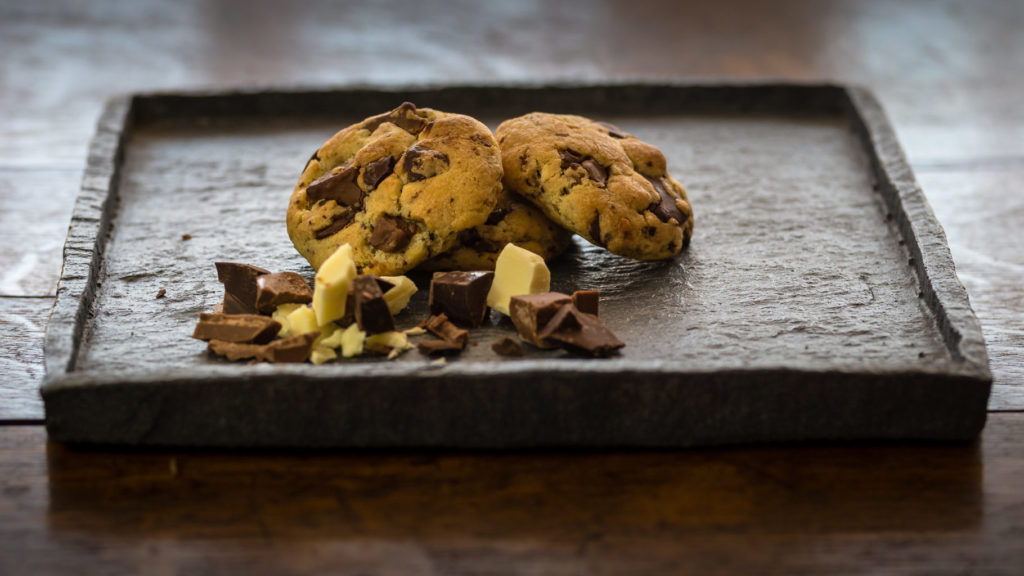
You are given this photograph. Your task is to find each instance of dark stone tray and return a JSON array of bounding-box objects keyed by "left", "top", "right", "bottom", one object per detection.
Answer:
[{"left": 42, "top": 83, "right": 991, "bottom": 448}]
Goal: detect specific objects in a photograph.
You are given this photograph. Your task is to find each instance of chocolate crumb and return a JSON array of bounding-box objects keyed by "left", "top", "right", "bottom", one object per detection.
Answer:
[
  {"left": 181, "top": 234, "right": 192, "bottom": 241},
  {"left": 492, "top": 337, "right": 525, "bottom": 357},
  {"left": 156, "top": 289, "right": 166, "bottom": 299}
]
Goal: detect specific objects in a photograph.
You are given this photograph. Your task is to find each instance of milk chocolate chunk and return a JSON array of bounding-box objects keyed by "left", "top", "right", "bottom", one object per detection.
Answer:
[
  {"left": 417, "top": 338, "right": 465, "bottom": 356},
  {"left": 215, "top": 262, "right": 271, "bottom": 314},
  {"left": 362, "top": 155, "right": 396, "bottom": 189},
  {"left": 255, "top": 272, "right": 313, "bottom": 313},
  {"left": 307, "top": 163, "right": 363, "bottom": 207},
  {"left": 352, "top": 275, "right": 395, "bottom": 334},
  {"left": 429, "top": 271, "right": 495, "bottom": 327},
  {"left": 403, "top": 146, "right": 449, "bottom": 182},
  {"left": 509, "top": 292, "right": 572, "bottom": 348},
  {"left": 207, "top": 332, "right": 317, "bottom": 363},
  {"left": 421, "top": 313, "right": 469, "bottom": 348},
  {"left": 339, "top": 275, "right": 397, "bottom": 327},
  {"left": 537, "top": 304, "right": 624, "bottom": 358},
  {"left": 369, "top": 215, "right": 415, "bottom": 252},
  {"left": 572, "top": 290, "right": 600, "bottom": 317},
  {"left": 646, "top": 175, "right": 686, "bottom": 224},
  {"left": 192, "top": 313, "right": 281, "bottom": 344},
  {"left": 491, "top": 336, "right": 524, "bottom": 357},
  {"left": 581, "top": 159, "right": 607, "bottom": 186},
  {"left": 559, "top": 149, "right": 584, "bottom": 169},
  {"left": 596, "top": 121, "right": 627, "bottom": 139},
  {"left": 364, "top": 102, "right": 428, "bottom": 135}
]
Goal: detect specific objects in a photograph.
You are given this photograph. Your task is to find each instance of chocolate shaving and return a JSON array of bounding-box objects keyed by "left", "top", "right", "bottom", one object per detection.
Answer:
[
  {"left": 362, "top": 155, "right": 396, "bottom": 189},
  {"left": 417, "top": 313, "right": 469, "bottom": 356},
  {"left": 369, "top": 214, "right": 415, "bottom": 252},
  {"left": 208, "top": 332, "right": 318, "bottom": 363},
  {"left": 307, "top": 163, "right": 363, "bottom": 207}
]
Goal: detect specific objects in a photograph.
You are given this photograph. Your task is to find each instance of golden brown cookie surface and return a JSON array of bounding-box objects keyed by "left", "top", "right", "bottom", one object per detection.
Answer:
[
  {"left": 287, "top": 103, "right": 503, "bottom": 274},
  {"left": 496, "top": 113, "right": 693, "bottom": 260}
]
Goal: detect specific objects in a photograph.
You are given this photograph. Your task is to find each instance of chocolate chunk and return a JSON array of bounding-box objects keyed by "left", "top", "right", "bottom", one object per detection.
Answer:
[
  {"left": 255, "top": 272, "right": 313, "bottom": 313},
  {"left": 646, "top": 175, "right": 686, "bottom": 224},
  {"left": 192, "top": 313, "right": 281, "bottom": 344},
  {"left": 338, "top": 275, "right": 395, "bottom": 327},
  {"left": 485, "top": 207, "right": 512, "bottom": 226},
  {"left": 508, "top": 292, "right": 572, "bottom": 349},
  {"left": 458, "top": 228, "right": 503, "bottom": 253},
  {"left": 580, "top": 159, "right": 607, "bottom": 186},
  {"left": 537, "top": 304, "right": 624, "bottom": 357},
  {"left": 352, "top": 275, "right": 395, "bottom": 335},
  {"left": 421, "top": 313, "right": 469, "bottom": 348},
  {"left": 417, "top": 338, "right": 465, "bottom": 356},
  {"left": 362, "top": 155, "right": 396, "bottom": 189},
  {"left": 589, "top": 215, "right": 602, "bottom": 246},
  {"left": 403, "top": 146, "right": 449, "bottom": 182},
  {"left": 307, "top": 163, "right": 363, "bottom": 207},
  {"left": 208, "top": 332, "right": 317, "bottom": 363},
  {"left": 572, "top": 290, "right": 600, "bottom": 316},
  {"left": 596, "top": 121, "right": 627, "bottom": 139},
  {"left": 314, "top": 211, "right": 354, "bottom": 239},
  {"left": 491, "top": 336, "right": 525, "bottom": 357},
  {"left": 304, "top": 149, "right": 321, "bottom": 170},
  {"left": 369, "top": 215, "right": 415, "bottom": 252},
  {"left": 559, "top": 149, "right": 584, "bottom": 169},
  {"left": 215, "top": 262, "right": 271, "bottom": 314},
  {"left": 364, "top": 102, "right": 428, "bottom": 135},
  {"left": 429, "top": 271, "right": 495, "bottom": 327}
]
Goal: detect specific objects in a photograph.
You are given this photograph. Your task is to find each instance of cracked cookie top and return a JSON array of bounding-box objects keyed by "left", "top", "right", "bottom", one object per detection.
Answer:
[
  {"left": 495, "top": 112, "right": 693, "bottom": 260},
  {"left": 287, "top": 102, "right": 503, "bottom": 274}
]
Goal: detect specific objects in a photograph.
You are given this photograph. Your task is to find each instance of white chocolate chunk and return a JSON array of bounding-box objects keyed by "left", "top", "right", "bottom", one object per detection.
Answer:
[
  {"left": 313, "top": 243, "right": 357, "bottom": 326},
  {"left": 379, "top": 275, "right": 418, "bottom": 315},
  {"left": 318, "top": 324, "right": 345, "bottom": 349},
  {"left": 272, "top": 303, "right": 305, "bottom": 338},
  {"left": 286, "top": 305, "right": 319, "bottom": 336},
  {"left": 365, "top": 330, "right": 413, "bottom": 359},
  {"left": 310, "top": 346, "right": 337, "bottom": 365},
  {"left": 340, "top": 323, "right": 366, "bottom": 358},
  {"left": 486, "top": 243, "right": 551, "bottom": 315}
]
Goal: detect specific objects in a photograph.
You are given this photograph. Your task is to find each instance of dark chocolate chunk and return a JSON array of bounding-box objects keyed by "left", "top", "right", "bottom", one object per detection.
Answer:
[
  {"left": 208, "top": 332, "right": 317, "bottom": 363},
  {"left": 429, "top": 271, "right": 495, "bottom": 327},
  {"left": 421, "top": 313, "right": 469, "bottom": 348},
  {"left": 572, "top": 290, "right": 600, "bottom": 317},
  {"left": 485, "top": 207, "right": 512, "bottom": 226},
  {"left": 255, "top": 271, "right": 313, "bottom": 313},
  {"left": 589, "top": 214, "right": 603, "bottom": 246},
  {"left": 369, "top": 215, "right": 415, "bottom": 252},
  {"left": 364, "top": 102, "right": 428, "bottom": 135},
  {"left": 596, "top": 121, "right": 627, "bottom": 139},
  {"left": 352, "top": 275, "right": 395, "bottom": 335},
  {"left": 215, "top": 262, "right": 271, "bottom": 314},
  {"left": 581, "top": 159, "right": 607, "bottom": 186},
  {"left": 537, "top": 304, "right": 624, "bottom": 358},
  {"left": 362, "top": 155, "right": 396, "bottom": 189},
  {"left": 192, "top": 313, "right": 281, "bottom": 344},
  {"left": 402, "top": 145, "right": 449, "bottom": 182},
  {"left": 559, "top": 149, "right": 584, "bottom": 169},
  {"left": 338, "top": 275, "right": 395, "bottom": 327},
  {"left": 646, "top": 175, "right": 686, "bottom": 224},
  {"left": 509, "top": 292, "right": 572, "bottom": 349},
  {"left": 314, "top": 211, "right": 354, "bottom": 239},
  {"left": 306, "top": 163, "right": 363, "bottom": 207},
  {"left": 491, "top": 336, "right": 525, "bottom": 357}
]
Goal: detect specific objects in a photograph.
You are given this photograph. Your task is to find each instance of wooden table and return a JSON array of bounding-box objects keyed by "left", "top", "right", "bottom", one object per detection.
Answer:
[{"left": 2, "top": 1, "right": 1022, "bottom": 572}]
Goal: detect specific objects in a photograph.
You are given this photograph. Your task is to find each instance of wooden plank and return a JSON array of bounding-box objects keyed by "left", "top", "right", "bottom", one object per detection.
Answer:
[
  {"left": 0, "top": 297, "right": 49, "bottom": 420},
  {"left": 0, "top": 414, "right": 1021, "bottom": 574},
  {"left": 917, "top": 170, "right": 1024, "bottom": 410},
  {"left": 0, "top": 169, "right": 81, "bottom": 296}
]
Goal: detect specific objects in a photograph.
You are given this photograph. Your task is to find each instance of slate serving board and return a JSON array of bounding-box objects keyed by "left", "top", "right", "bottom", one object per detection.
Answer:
[{"left": 42, "top": 83, "right": 991, "bottom": 448}]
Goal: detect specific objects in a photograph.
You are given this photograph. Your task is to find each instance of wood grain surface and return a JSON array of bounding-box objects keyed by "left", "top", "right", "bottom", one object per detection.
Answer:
[{"left": 1, "top": 0, "right": 1022, "bottom": 572}]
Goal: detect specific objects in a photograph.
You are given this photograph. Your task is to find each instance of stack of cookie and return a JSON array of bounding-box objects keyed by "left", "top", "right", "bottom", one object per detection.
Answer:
[{"left": 287, "top": 102, "right": 694, "bottom": 275}]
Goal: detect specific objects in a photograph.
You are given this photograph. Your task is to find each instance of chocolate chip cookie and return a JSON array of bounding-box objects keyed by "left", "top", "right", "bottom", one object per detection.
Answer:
[
  {"left": 495, "top": 113, "right": 693, "bottom": 260},
  {"left": 421, "top": 187, "right": 573, "bottom": 271},
  {"left": 288, "top": 102, "right": 503, "bottom": 274}
]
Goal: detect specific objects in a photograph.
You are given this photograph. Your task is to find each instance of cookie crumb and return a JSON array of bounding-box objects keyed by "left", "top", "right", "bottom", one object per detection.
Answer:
[
  {"left": 181, "top": 233, "right": 192, "bottom": 241},
  {"left": 156, "top": 289, "right": 167, "bottom": 299}
]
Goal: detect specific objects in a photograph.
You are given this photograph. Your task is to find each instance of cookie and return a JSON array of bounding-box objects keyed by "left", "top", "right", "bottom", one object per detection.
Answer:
[
  {"left": 495, "top": 113, "right": 693, "bottom": 260},
  {"left": 421, "top": 187, "right": 573, "bottom": 271},
  {"left": 287, "top": 102, "right": 503, "bottom": 274}
]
